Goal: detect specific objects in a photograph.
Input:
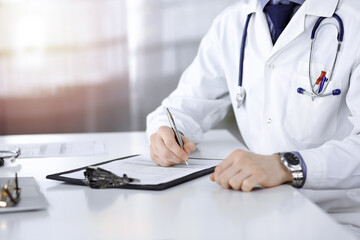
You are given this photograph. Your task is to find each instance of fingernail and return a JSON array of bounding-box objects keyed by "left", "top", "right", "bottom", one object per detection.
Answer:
[
  {"left": 210, "top": 173, "right": 214, "bottom": 181},
  {"left": 182, "top": 154, "right": 188, "bottom": 160}
]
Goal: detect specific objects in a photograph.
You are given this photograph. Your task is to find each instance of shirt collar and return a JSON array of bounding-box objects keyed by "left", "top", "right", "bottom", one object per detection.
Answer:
[
  {"left": 258, "top": 0, "right": 339, "bottom": 18},
  {"left": 259, "top": 0, "right": 306, "bottom": 10}
]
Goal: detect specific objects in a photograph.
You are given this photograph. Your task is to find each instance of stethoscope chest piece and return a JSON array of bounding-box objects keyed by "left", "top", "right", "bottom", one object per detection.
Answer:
[{"left": 236, "top": 87, "right": 246, "bottom": 108}]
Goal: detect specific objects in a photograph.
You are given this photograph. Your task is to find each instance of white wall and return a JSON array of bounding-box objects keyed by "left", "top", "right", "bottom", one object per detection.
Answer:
[
  {"left": 0, "top": 0, "right": 238, "bottom": 134},
  {"left": 127, "top": 0, "right": 237, "bottom": 130},
  {"left": 0, "top": 0, "right": 127, "bottom": 97}
]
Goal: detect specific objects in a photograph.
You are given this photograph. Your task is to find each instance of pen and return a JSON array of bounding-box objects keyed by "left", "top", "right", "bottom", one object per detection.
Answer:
[{"left": 166, "top": 108, "right": 189, "bottom": 165}]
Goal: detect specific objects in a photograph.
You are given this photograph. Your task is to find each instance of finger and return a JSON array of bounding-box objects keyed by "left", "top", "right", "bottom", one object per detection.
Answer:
[
  {"left": 228, "top": 169, "right": 252, "bottom": 190},
  {"left": 150, "top": 145, "right": 173, "bottom": 167},
  {"left": 161, "top": 132, "right": 189, "bottom": 163},
  {"left": 213, "top": 160, "right": 231, "bottom": 178},
  {"left": 156, "top": 138, "right": 184, "bottom": 164},
  {"left": 241, "top": 174, "right": 264, "bottom": 192},
  {"left": 210, "top": 173, "right": 215, "bottom": 181},
  {"left": 150, "top": 134, "right": 183, "bottom": 165},
  {"left": 215, "top": 164, "right": 242, "bottom": 189},
  {"left": 181, "top": 136, "right": 196, "bottom": 155},
  {"left": 213, "top": 150, "right": 243, "bottom": 179}
]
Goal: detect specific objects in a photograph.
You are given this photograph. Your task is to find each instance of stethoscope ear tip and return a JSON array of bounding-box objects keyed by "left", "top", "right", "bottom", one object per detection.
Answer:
[
  {"left": 297, "top": 88, "right": 305, "bottom": 94},
  {"left": 297, "top": 87, "right": 342, "bottom": 97},
  {"left": 332, "top": 89, "right": 341, "bottom": 96}
]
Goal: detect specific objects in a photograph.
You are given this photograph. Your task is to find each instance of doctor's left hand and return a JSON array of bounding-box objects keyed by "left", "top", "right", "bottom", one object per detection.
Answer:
[{"left": 210, "top": 150, "right": 293, "bottom": 192}]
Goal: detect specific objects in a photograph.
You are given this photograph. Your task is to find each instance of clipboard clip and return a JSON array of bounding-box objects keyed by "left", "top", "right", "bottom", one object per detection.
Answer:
[{"left": 83, "top": 166, "right": 140, "bottom": 189}]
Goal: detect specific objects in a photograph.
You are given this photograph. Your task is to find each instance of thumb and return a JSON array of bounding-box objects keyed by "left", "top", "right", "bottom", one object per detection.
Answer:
[{"left": 181, "top": 136, "right": 196, "bottom": 155}]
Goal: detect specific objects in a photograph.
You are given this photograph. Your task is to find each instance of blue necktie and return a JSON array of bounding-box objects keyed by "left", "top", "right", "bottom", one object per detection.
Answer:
[{"left": 264, "top": 2, "right": 298, "bottom": 43}]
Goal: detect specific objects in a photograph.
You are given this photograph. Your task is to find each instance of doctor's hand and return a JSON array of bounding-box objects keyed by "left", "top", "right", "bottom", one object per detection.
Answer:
[
  {"left": 149, "top": 126, "right": 196, "bottom": 167},
  {"left": 210, "top": 150, "right": 293, "bottom": 192}
]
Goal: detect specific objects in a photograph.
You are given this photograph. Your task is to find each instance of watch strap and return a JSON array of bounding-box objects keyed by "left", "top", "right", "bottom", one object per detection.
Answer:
[{"left": 280, "top": 152, "right": 306, "bottom": 188}]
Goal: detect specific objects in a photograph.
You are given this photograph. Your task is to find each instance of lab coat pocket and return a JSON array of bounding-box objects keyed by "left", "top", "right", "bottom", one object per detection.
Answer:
[{"left": 284, "top": 63, "right": 342, "bottom": 145}]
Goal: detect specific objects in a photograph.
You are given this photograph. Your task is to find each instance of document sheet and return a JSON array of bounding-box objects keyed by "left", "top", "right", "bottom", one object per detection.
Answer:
[
  {"left": 63, "top": 155, "right": 222, "bottom": 185},
  {"left": 0, "top": 141, "right": 106, "bottom": 158}
]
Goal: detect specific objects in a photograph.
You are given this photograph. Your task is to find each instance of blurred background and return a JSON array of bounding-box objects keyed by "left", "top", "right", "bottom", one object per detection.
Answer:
[{"left": 0, "top": 0, "right": 238, "bottom": 136}]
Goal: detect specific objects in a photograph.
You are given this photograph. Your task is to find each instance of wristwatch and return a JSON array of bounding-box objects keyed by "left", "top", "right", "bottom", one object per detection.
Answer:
[{"left": 279, "top": 152, "right": 304, "bottom": 188}]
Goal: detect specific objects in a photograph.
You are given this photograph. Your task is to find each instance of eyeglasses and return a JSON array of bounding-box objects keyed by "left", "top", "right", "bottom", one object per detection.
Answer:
[
  {"left": 0, "top": 173, "right": 21, "bottom": 208},
  {"left": 0, "top": 148, "right": 21, "bottom": 167}
]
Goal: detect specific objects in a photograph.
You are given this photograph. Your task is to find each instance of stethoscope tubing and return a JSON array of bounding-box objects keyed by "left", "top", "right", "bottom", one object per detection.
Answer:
[
  {"left": 236, "top": 12, "right": 344, "bottom": 107},
  {"left": 308, "top": 13, "right": 343, "bottom": 97},
  {"left": 0, "top": 149, "right": 21, "bottom": 163},
  {"left": 238, "top": 14, "right": 252, "bottom": 88}
]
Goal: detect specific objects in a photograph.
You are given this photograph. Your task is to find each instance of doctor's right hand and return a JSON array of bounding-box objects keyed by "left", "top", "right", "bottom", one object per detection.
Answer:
[{"left": 149, "top": 126, "right": 196, "bottom": 167}]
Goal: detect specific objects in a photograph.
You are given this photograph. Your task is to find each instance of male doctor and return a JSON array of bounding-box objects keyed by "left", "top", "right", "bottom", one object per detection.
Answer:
[{"left": 147, "top": 0, "right": 360, "bottom": 194}]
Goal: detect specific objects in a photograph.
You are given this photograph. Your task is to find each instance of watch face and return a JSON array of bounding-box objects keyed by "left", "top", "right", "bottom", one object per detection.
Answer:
[{"left": 284, "top": 152, "right": 300, "bottom": 165}]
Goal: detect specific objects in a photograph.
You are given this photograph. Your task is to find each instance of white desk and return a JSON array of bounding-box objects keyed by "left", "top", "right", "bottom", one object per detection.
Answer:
[{"left": 0, "top": 130, "right": 356, "bottom": 240}]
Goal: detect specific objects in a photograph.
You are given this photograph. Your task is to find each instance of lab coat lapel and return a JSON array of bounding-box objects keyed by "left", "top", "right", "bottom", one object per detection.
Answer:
[
  {"left": 269, "top": 3, "right": 306, "bottom": 56},
  {"left": 269, "top": 0, "right": 339, "bottom": 57},
  {"left": 247, "top": 2, "right": 273, "bottom": 59}
]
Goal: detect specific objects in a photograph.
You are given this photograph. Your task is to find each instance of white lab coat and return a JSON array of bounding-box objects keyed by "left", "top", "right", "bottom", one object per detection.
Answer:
[{"left": 146, "top": 0, "right": 360, "bottom": 225}]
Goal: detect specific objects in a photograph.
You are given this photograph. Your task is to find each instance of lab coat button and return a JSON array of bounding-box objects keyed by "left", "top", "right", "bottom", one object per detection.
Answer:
[
  {"left": 266, "top": 117, "right": 272, "bottom": 124},
  {"left": 268, "top": 64, "right": 274, "bottom": 69}
]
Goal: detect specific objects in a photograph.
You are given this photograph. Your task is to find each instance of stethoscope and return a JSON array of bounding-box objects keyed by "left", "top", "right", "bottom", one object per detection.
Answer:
[
  {"left": 236, "top": 12, "right": 344, "bottom": 108},
  {"left": 0, "top": 148, "right": 21, "bottom": 167}
]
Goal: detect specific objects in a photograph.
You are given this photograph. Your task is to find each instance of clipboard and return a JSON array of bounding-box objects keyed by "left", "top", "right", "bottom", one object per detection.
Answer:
[
  {"left": 0, "top": 177, "right": 48, "bottom": 213},
  {"left": 46, "top": 154, "right": 222, "bottom": 191}
]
